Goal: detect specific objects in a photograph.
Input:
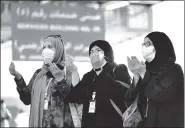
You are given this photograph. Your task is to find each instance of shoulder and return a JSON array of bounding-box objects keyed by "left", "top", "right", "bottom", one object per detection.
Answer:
[
  {"left": 83, "top": 70, "right": 94, "bottom": 78},
  {"left": 114, "top": 64, "right": 128, "bottom": 73},
  {"left": 31, "top": 69, "right": 41, "bottom": 77},
  {"left": 35, "top": 69, "right": 41, "bottom": 74},
  {"left": 170, "top": 63, "right": 184, "bottom": 77},
  {"left": 173, "top": 63, "right": 183, "bottom": 71},
  {"left": 159, "top": 63, "right": 184, "bottom": 80},
  {"left": 29, "top": 69, "right": 42, "bottom": 80},
  {"left": 166, "top": 63, "right": 183, "bottom": 74},
  {"left": 116, "top": 64, "right": 128, "bottom": 69},
  {"left": 80, "top": 70, "right": 95, "bottom": 82}
]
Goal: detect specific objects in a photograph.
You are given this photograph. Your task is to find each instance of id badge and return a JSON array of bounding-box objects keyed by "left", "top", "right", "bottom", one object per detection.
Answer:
[
  {"left": 44, "top": 99, "right": 49, "bottom": 110},
  {"left": 88, "top": 100, "right": 96, "bottom": 113}
]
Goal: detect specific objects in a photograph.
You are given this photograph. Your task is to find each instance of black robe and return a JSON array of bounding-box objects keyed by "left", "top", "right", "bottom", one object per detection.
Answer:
[
  {"left": 66, "top": 62, "right": 131, "bottom": 128},
  {"left": 125, "top": 63, "right": 184, "bottom": 127}
]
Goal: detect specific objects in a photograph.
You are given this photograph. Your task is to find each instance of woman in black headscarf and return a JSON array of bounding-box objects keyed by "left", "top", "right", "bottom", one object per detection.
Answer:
[
  {"left": 126, "top": 31, "right": 184, "bottom": 127},
  {"left": 66, "top": 40, "right": 131, "bottom": 128}
]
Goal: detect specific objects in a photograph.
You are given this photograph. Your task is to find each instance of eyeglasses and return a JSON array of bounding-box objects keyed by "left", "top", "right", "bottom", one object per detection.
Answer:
[
  {"left": 142, "top": 41, "right": 153, "bottom": 47},
  {"left": 45, "top": 35, "right": 63, "bottom": 43}
]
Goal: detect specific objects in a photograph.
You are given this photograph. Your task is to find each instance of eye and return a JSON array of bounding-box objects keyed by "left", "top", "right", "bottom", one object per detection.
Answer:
[
  {"left": 148, "top": 42, "right": 153, "bottom": 46},
  {"left": 142, "top": 41, "right": 152, "bottom": 47},
  {"left": 90, "top": 49, "right": 95, "bottom": 54},
  {"left": 48, "top": 45, "right": 54, "bottom": 49}
]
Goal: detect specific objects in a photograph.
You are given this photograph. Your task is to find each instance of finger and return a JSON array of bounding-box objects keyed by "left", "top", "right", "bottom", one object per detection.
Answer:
[
  {"left": 53, "top": 63, "right": 59, "bottom": 70},
  {"left": 131, "top": 56, "right": 137, "bottom": 67},
  {"left": 60, "top": 61, "right": 65, "bottom": 67},
  {"left": 134, "top": 56, "right": 141, "bottom": 65},
  {"left": 10, "top": 62, "right": 12, "bottom": 68},
  {"left": 141, "top": 61, "right": 145, "bottom": 65},
  {"left": 11, "top": 62, "right": 14, "bottom": 67},
  {"left": 130, "top": 57, "right": 135, "bottom": 67},
  {"left": 11, "top": 62, "right": 15, "bottom": 69},
  {"left": 47, "top": 63, "right": 52, "bottom": 71},
  {"left": 48, "top": 63, "right": 54, "bottom": 72},
  {"left": 127, "top": 56, "right": 133, "bottom": 67},
  {"left": 51, "top": 63, "right": 56, "bottom": 71},
  {"left": 133, "top": 56, "right": 140, "bottom": 66}
]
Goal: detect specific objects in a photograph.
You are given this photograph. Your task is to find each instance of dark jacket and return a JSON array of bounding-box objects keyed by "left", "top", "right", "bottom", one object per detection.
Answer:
[
  {"left": 66, "top": 62, "right": 131, "bottom": 128},
  {"left": 126, "top": 63, "right": 184, "bottom": 128}
]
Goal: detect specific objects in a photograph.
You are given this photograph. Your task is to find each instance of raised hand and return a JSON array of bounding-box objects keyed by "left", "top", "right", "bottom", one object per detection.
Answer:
[
  {"left": 65, "top": 54, "right": 77, "bottom": 73},
  {"left": 9, "top": 62, "right": 22, "bottom": 79},
  {"left": 127, "top": 56, "right": 146, "bottom": 78},
  {"left": 127, "top": 56, "right": 139, "bottom": 75},
  {"left": 48, "top": 63, "right": 65, "bottom": 82},
  {"left": 9, "top": 62, "right": 16, "bottom": 76}
]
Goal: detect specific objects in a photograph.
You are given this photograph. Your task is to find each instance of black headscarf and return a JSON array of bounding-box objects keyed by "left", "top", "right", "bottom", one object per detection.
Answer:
[
  {"left": 145, "top": 31, "right": 176, "bottom": 71},
  {"left": 89, "top": 40, "right": 114, "bottom": 63}
]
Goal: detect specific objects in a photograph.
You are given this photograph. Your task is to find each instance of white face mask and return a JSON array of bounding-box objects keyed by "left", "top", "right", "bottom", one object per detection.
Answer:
[
  {"left": 41, "top": 48, "right": 55, "bottom": 64},
  {"left": 90, "top": 52, "right": 104, "bottom": 64},
  {"left": 142, "top": 45, "right": 156, "bottom": 62}
]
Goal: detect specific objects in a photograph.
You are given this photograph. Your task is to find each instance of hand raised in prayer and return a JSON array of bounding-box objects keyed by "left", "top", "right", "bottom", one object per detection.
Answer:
[
  {"left": 65, "top": 54, "right": 77, "bottom": 73},
  {"left": 127, "top": 56, "right": 146, "bottom": 78},
  {"left": 9, "top": 62, "right": 22, "bottom": 79},
  {"left": 48, "top": 63, "right": 65, "bottom": 82}
]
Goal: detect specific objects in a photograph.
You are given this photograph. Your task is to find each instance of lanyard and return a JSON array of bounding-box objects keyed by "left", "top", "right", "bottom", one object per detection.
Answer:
[
  {"left": 92, "top": 92, "right": 96, "bottom": 100},
  {"left": 44, "top": 78, "right": 53, "bottom": 99}
]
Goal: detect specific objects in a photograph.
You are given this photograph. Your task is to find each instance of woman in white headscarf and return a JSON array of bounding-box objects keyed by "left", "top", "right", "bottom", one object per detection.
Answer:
[{"left": 9, "top": 35, "right": 74, "bottom": 127}]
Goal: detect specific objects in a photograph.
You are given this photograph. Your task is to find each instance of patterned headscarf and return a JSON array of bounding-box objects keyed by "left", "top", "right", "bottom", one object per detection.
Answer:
[{"left": 44, "top": 35, "right": 66, "bottom": 65}]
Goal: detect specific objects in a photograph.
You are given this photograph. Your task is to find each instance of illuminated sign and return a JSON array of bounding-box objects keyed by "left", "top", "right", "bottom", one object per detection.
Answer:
[{"left": 11, "top": 2, "right": 105, "bottom": 61}]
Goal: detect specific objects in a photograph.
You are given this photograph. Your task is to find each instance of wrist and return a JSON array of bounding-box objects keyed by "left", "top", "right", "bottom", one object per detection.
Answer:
[
  {"left": 15, "top": 71, "right": 22, "bottom": 80},
  {"left": 55, "top": 76, "right": 64, "bottom": 82},
  {"left": 139, "top": 71, "right": 146, "bottom": 79},
  {"left": 133, "top": 73, "right": 140, "bottom": 78},
  {"left": 133, "top": 74, "right": 140, "bottom": 85}
]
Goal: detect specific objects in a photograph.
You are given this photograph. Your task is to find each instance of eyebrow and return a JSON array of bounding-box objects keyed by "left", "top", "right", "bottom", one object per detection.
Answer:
[
  {"left": 43, "top": 44, "right": 53, "bottom": 47},
  {"left": 96, "top": 48, "right": 102, "bottom": 50},
  {"left": 91, "top": 48, "right": 102, "bottom": 52}
]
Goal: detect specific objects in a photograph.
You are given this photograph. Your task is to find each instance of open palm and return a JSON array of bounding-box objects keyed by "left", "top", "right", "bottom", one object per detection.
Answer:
[{"left": 127, "top": 56, "right": 146, "bottom": 76}]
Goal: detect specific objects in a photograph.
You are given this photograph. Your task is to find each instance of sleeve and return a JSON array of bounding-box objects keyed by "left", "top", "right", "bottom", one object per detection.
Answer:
[
  {"left": 65, "top": 74, "right": 88, "bottom": 104},
  {"left": 145, "top": 64, "right": 184, "bottom": 102},
  {"left": 51, "top": 78, "right": 72, "bottom": 99},
  {"left": 124, "top": 71, "right": 151, "bottom": 101},
  {"left": 14, "top": 69, "right": 40, "bottom": 105},
  {"left": 51, "top": 70, "right": 73, "bottom": 98}
]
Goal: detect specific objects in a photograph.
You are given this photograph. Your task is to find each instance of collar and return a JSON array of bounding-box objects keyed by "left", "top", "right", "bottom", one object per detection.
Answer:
[{"left": 94, "top": 61, "right": 107, "bottom": 72}]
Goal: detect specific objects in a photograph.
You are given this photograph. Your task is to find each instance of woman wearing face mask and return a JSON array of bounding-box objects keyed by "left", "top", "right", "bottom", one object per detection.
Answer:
[
  {"left": 66, "top": 40, "right": 131, "bottom": 128},
  {"left": 126, "top": 31, "right": 184, "bottom": 127},
  {"left": 9, "top": 35, "right": 75, "bottom": 127}
]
